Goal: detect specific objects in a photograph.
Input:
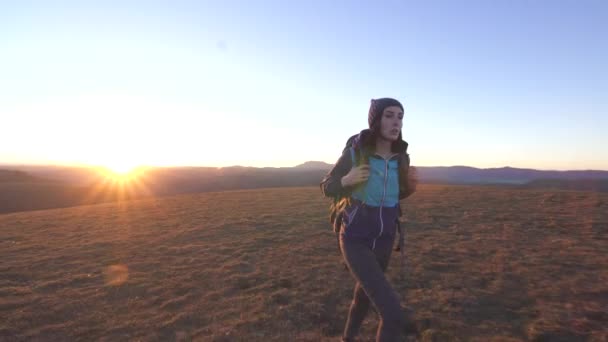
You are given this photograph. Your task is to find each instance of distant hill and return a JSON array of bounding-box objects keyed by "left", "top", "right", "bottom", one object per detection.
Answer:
[
  {"left": 522, "top": 178, "right": 608, "bottom": 192},
  {"left": 294, "top": 161, "right": 333, "bottom": 170},
  {"left": 0, "top": 166, "right": 330, "bottom": 214},
  {"left": 5, "top": 163, "right": 607, "bottom": 187},
  {"left": 290, "top": 163, "right": 608, "bottom": 185},
  {"left": 417, "top": 166, "right": 608, "bottom": 184},
  {"left": 1, "top": 163, "right": 607, "bottom": 214},
  {"left": 0, "top": 169, "right": 48, "bottom": 183},
  {"left": 0, "top": 165, "right": 105, "bottom": 185}
]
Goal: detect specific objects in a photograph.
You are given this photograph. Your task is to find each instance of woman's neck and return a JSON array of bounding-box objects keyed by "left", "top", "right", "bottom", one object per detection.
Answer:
[{"left": 375, "top": 137, "right": 393, "bottom": 157}]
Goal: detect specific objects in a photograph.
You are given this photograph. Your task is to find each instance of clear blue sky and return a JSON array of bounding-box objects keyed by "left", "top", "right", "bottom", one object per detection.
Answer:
[{"left": 1, "top": 0, "right": 607, "bottom": 170}]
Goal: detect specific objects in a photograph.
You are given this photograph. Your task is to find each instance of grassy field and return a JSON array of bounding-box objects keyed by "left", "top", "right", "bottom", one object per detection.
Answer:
[{"left": 1, "top": 185, "right": 607, "bottom": 341}]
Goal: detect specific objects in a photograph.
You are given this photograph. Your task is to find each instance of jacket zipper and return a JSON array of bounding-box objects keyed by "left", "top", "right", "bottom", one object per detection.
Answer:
[{"left": 372, "top": 158, "right": 389, "bottom": 250}]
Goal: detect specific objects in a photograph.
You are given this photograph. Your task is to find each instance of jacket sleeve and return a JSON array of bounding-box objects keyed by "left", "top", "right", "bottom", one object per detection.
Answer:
[
  {"left": 399, "top": 153, "right": 417, "bottom": 199},
  {"left": 320, "top": 148, "right": 354, "bottom": 198}
]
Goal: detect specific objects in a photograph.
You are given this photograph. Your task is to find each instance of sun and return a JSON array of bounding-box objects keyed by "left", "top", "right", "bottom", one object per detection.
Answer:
[
  {"left": 108, "top": 163, "right": 137, "bottom": 175},
  {"left": 100, "top": 162, "right": 142, "bottom": 180}
]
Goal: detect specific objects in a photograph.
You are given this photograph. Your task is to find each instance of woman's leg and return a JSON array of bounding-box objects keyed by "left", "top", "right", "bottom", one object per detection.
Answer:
[
  {"left": 343, "top": 281, "right": 370, "bottom": 338},
  {"left": 340, "top": 237, "right": 404, "bottom": 342}
]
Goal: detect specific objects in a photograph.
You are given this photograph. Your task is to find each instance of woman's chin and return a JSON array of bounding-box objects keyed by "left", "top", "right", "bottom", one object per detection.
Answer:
[{"left": 383, "top": 135, "right": 400, "bottom": 142}]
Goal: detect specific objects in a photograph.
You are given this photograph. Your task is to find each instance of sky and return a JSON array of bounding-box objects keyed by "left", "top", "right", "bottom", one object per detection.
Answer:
[{"left": 1, "top": 0, "right": 607, "bottom": 171}]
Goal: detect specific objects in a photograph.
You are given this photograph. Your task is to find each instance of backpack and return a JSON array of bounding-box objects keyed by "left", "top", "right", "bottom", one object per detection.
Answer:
[{"left": 328, "top": 144, "right": 363, "bottom": 234}]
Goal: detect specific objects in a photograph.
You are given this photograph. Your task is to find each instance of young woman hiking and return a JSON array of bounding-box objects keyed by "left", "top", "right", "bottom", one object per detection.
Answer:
[{"left": 320, "top": 97, "right": 417, "bottom": 342}]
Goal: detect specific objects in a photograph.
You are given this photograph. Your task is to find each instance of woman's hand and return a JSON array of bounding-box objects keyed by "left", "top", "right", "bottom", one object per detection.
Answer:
[{"left": 341, "top": 165, "right": 370, "bottom": 187}]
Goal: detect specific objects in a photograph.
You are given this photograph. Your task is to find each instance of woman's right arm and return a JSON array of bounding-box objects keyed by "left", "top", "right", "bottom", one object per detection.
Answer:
[{"left": 320, "top": 148, "right": 354, "bottom": 198}]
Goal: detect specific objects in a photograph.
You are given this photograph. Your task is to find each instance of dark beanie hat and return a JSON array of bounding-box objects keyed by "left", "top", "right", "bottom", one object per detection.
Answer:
[{"left": 368, "top": 98, "right": 404, "bottom": 128}]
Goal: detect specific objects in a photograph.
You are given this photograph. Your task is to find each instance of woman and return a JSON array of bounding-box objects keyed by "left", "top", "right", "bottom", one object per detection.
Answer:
[{"left": 320, "top": 98, "right": 417, "bottom": 342}]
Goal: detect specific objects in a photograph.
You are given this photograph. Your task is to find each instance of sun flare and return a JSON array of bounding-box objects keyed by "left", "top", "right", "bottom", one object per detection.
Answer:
[{"left": 85, "top": 162, "right": 153, "bottom": 203}]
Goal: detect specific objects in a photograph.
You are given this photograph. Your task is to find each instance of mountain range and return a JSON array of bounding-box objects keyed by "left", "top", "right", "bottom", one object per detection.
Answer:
[
  {"left": 1, "top": 162, "right": 607, "bottom": 214},
  {"left": 294, "top": 161, "right": 608, "bottom": 184}
]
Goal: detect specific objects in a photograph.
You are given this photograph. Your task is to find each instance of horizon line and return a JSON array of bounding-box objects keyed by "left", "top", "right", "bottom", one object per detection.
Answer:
[{"left": 0, "top": 162, "right": 607, "bottom": 173}]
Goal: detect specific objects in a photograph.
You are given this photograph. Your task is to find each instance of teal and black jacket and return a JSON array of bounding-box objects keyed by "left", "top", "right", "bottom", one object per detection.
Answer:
[{"left": 321, "top": 129, "right": 414, "bottom": 250}]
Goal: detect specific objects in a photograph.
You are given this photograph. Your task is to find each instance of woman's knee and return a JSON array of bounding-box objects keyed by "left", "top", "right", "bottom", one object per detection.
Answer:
[{"left": 354, "top": 285, "right": 368, "bottom": 300}]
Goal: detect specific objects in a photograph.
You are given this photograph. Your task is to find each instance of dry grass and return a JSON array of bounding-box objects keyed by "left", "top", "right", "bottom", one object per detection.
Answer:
[{"left": 1, "top": 185, "right": 607, "bottom": 341}]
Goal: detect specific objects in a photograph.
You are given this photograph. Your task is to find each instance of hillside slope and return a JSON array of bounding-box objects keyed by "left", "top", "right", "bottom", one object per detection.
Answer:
[{"left": 1, "top": 185, "right": 607, "bottom": 341}]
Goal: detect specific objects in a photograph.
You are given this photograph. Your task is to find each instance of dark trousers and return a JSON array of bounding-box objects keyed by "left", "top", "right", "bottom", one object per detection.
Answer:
[{"left": 340, "top": 235, "right": 404, "bottom": 342}]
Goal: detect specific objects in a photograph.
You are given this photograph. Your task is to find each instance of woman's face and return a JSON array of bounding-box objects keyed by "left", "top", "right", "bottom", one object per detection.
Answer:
[{"left": 379, "top": 105, "right": 404, "bottom": 141}]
